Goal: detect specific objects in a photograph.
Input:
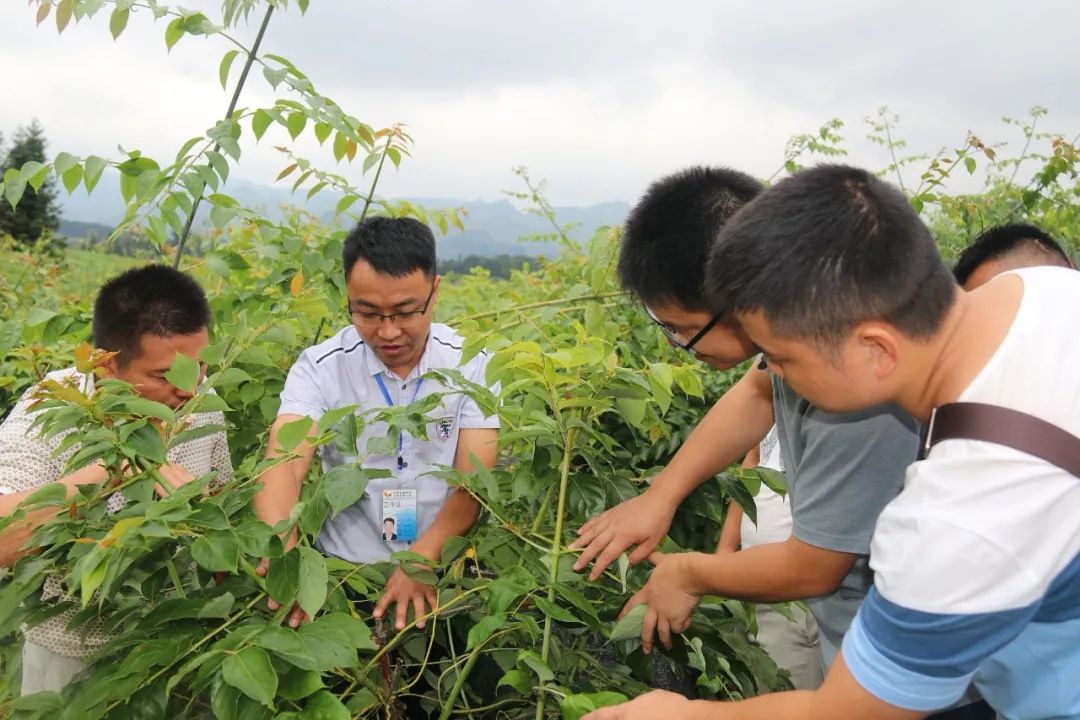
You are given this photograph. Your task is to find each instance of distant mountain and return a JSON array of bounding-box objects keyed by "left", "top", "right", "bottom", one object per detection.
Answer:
[{"left": 57, "top": 173, "right": 630, "bottom": 257}]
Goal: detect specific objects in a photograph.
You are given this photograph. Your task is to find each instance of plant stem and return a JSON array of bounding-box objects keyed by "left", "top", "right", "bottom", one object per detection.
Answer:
[
  {"left": 360, "top": 133, "right": 396, "bottom": 223},
  {"left": 173, "top": 3, "right": 275, "bottom": 267},
  {"left": 437, "top": 645, "right": 485, "bottom": 720},
  {"left": 453, "top": 292, "right": 622, "bottom": 324},
  {"left": 535, "top": 423, "right": 577, "bottom": 720},
  {"left": 165, "top": 556, "right": 187, "bottom": 598}
]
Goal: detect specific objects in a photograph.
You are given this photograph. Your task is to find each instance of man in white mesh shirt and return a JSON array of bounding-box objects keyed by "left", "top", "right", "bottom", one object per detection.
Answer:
[{"left": 0, "top": 265, "right": 233, "bottom": 694}]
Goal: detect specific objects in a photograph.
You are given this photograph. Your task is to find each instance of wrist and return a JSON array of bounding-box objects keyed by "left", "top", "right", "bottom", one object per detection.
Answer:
[
  {"left": 679, "top": 552, "right": 716, "bottom": 597},
  {"left": 644, "top": 473, "right": 687, "bottom": 508}
]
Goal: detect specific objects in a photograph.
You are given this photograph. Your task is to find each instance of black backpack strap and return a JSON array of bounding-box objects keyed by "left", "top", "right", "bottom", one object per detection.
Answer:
[{"left": 926, "top": 402, "right": 1080, "bottom": 478}]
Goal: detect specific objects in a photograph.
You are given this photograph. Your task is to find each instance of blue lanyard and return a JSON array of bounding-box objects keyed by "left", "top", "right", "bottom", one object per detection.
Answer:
[{"left": 374, "top": 374, "right": 424, "bottom": 471}]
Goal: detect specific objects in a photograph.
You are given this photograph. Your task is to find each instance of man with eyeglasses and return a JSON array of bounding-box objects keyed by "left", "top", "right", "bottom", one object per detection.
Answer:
[
  {"left": 570, "top": 166, "right": 989, "bottom": 718},
  {"left": 253, "top": 216, "right": 500, "bottom": 632}
]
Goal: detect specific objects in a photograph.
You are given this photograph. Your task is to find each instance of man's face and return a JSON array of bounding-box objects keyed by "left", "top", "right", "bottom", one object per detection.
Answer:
[
  {"left": 738, "top": 310, "right": 898, "bottom": 413},
  {"left": 346, "top": 260, "right": 438, "bottom": 373},
  {"left": 105, "top": 329, "right": 210, "bottom": 409},
  {"left": 646, "top": 301, "right": 757, "bottom": 370}
]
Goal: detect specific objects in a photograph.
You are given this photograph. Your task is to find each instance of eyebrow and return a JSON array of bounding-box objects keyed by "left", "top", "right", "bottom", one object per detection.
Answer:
[{"left": 350, "top": 297, "right": 420, "bottom": 309}]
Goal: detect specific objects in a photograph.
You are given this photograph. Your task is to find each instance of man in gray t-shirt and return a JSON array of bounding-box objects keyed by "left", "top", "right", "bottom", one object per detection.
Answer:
[
  {"left": 571, "top": 166, "right": 989, "bottom": 719},
  {"left": 772, "top": 376, "right": 917, "bottom": 664}
]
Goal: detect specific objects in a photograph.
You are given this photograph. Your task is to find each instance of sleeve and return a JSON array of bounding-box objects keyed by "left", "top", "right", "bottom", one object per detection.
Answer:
[
  {"left": 843, "top": 583, "right": 1032, "bottom": 711},
  {"left": 277, "top": 351, "right": 330, "bottom": 422},
  {"left": 0, "top": 391, "right": 65, "bottom": 497},
  {"left": 457, "top": 351, "right": 500, "bottom": 430},
  {"left": 790, "top": 402, "right": 919, "bottom": 554}
]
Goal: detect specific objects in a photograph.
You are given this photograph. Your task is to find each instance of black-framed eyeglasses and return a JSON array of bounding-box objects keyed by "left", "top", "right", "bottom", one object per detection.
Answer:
[
  {"left": 348, "top": 282, "right": 436, "bottom": 328},
  {"left": 644, "top": 305, "right": 722, "bottom": 353}
]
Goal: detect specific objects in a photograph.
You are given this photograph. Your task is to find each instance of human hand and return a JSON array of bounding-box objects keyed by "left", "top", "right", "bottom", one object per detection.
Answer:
[
  {"left": 154, "top": 463, "right": 195, "bottom": 498},
  {"left": 373, "top": 567, "right": 438, "bottom": 631},
  {"left": 256, "top": 557, "right": 309, "bottom": 627},
  {"left": 618, "top": 552, "right": 701, "bottom": 654},
  {"left": 582, "top": 690, "right": 695, "bottom": 720},
  {"left": 569, "top": 490, "right": 677, "bottom": 581}
]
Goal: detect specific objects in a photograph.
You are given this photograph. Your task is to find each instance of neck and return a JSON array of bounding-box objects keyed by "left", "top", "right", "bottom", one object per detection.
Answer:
[{"left": 894, "top": 291, "right": 970, "bottom": 424}]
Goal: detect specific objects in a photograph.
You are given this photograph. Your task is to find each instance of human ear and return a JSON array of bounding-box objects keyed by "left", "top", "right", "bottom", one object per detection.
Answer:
[{"left": 856, "top": 323, "right": 899, "bottom": 379}]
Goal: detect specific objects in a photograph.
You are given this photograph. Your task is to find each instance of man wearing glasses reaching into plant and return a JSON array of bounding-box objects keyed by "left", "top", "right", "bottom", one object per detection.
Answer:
[
  {"left": 253, "top": 216, "right": 499, "bottom": 632},
  {"left": 572, "top": 167, "right": 991, "bottom": 718}
]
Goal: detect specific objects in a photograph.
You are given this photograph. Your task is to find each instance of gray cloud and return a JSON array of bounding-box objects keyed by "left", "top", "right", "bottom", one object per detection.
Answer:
[{"left": 1, "top": 0, "right": 1077, "bottom": 210}]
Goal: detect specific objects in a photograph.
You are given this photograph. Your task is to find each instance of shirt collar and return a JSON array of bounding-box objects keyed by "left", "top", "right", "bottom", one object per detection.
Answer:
[{"left": 363, "top": 334, "right": 432, "bottom": 383}]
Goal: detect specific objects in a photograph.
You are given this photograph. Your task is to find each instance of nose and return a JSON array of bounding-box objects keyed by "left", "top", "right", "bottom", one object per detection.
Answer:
[{"left": 377, "top": 318, "right": 403, "bottom": 340}]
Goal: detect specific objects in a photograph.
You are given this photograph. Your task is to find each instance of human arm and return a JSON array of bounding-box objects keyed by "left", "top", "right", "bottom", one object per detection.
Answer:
[
  {"left": 571, "top": 364, "right": 775, "bottom": 579},
  {"left": 622, "top": 538, "right": 857, "bottom": 652},
  {"left": 581, "top": 653, "right": 927, "bottom": 720},
  {"left": 374, "top": 426, "right": 498, "bottom": 630}
]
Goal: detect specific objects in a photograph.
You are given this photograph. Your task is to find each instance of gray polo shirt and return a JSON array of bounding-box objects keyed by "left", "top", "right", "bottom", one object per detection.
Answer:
[
  {"left": 771, "top": 375, "right": 919, "bottom": 667},
  {"left": 278, "top": 323, "right": 499, "bottom": 563}
]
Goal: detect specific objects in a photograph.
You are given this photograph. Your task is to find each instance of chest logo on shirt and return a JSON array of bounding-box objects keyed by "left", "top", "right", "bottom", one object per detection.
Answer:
[{"left": 435, "top": 416, "right": 454, "bottom": 441}]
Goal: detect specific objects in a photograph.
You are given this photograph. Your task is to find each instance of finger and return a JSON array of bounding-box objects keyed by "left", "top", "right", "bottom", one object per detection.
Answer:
[
  {"left": 288, "top": 604, "right": 307, "bottom": 628},
  {"left": 618, "top": 591, "right": 644, "bottom": 621},
  {"left": 658, "top": 615, "right": 673, "bottom": 650},
  {"left": 153, "top": 484, "right": 166, "bottom": 499},
  {"left": 256, "top": 558, "right": 269, "bottom": 577},
  {"left": 589, "top": 538, "right": 629, "bottom": 581},
  {"left": 575, "top": 513, "right": 604, "bottom": 538},
  {"left": 646, "top": 551, "right": 666, "bottom": 566},
  {"left": 267, "top": 598, "right": 280, "bottom": 611},
  {"left": 425, "top": 588, "right": 438, "bottom": 614},
  {"left": 583, "top": 707, "right": 621, "bottom": 720},
  {"left": 641, "top": 607, "right": 658, "bottom": 655},
  {"left": 412, "top": 594, "right": 427, "bottom": 629},
  {"left": 395, "top": 594, "right": 409, "bottom": 631},
  {"left": 373, "top": 592, "right": 391, "bottom": 619},
  {"left": 673, "top": 616, "right": 691, "bottom": 635},
  {"left": 572, "top": 529, "right": 614, "bottom": 573},
  {"left": 627, "top": 540, "right": 661, "bottom": 566}
]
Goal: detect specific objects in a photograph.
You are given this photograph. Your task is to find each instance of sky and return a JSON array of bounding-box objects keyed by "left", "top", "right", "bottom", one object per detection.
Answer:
[{"left": 1, "top": 0, "right": 1078, "bottom": 208}]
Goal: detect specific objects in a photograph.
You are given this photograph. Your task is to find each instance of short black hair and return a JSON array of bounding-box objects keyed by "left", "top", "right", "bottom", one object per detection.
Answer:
[
  {"left": 93, "top": 265, "right": 211, "bottom": 367},
  {"left": 706, "top": 164, "right": 957, "bottom": 348},
  {"left": 618, "top": 166, "right": 763, "bottom": 310},
  {"left": 953, "top": 223, "right": 1072, "bottom": 284},
  {"left": 342, "top": 216, "right": 436, "bottom": 279}
]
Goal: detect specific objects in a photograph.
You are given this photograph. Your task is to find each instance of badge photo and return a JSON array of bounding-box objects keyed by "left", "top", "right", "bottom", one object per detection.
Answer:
[{"left": 381, "top": 489, "right": 417, "bottom": 543}]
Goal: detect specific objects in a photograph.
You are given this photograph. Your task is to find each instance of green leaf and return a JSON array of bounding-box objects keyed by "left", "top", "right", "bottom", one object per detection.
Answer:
[
  {"left": 534, "top": 596, "right": 580, "bottom": 624},
  {"left": 518, "top": 650, "right": 554, "bottom": 683},
  {"left": 278, "top": 667, "right": 323, "bottom": 701},
  {"left": 466, "top": 613, "right": 506, "bottom": 650},
  {"left": 497, "top": 669, "right": 530, "bottom": 695},
  {"left": 323, "top": 465, "right": 380, "bottom": 514},
  {"left": 276, "top": 416, "right": 314, "bottom": 453},
  {"left": 286, "top": 112, "right": 307, "bottom": 140},
  {"left": 255, "top": 625, "right": 317, "bottom": 669},
  {"left": 191, "top": 530, "right": 240, "bottom": 572},
  {"left": 119, "top": 397, "right": 176, "bottom": 422},
  {"left": 83, "top": 155, "right": 107, "bottom": 192},
  {"left": 219, "top": 49, "right": 240, "bottom": 89},
  {"left": 615, "top": 397, "right": 646, "bottom": 428},
  {"left": 164, "top": 353, "right": 201, "bottom": 393},
  {"left": 109, "top": 6, "right": 129, "bottom": 39},
  {"left": 164, "top": 17, "right": 184, "bottom": 49},
  {"left": 53, "top": 151, "right": 78, "bottom": 175},
  {"left": 965, "top": 156, "right": 977, "bottom": 175},
  {"left": 126, "top": 423, "right": 167, "bottom": 464},
  {"left": 313, "top": 122, "right": 332, "bottom": 145},
  {"left": 249, "top": 110, "right": 273, "bottom": 143},
  {"left": 211, "top": 205, "right": 236, "bottom": 229},
  {"left": 296, "top": 546, "right": 328, "bottom": 618},
  {"left": 560, "top": 692, "right": 629, "bottom": 720},
  {"left": 267, "top": 550, "right": 301, "bottom": 607},
  {"left": 610, "top": 603, "right": 647, "bottom": 642},
  {"left": 222, "top": 646, "right": 277, "bottom": 708},
  {"left": 439, "top": 536, "right": 469, "bottom": 566},
  {"left": 61, "top": 164, "right": 83, "bottom": 193},
  {"left": 299, "top": 691, "right": 349, "bottom": 720},
  {"left": 199, "top": 591, "right": 236, "bottom": 618}
]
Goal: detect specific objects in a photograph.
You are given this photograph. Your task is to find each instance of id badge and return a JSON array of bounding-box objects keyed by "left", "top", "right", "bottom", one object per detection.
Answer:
[{"left": 381, "top": 489, "right": 417, "bottom": 543}]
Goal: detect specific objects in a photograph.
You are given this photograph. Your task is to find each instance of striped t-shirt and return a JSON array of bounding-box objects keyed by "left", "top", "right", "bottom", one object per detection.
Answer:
[{"left": 843, "top": 267, "right": 1080, "bottom": 717}]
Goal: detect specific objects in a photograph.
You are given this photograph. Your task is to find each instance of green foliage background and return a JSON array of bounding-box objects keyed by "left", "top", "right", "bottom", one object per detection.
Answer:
[{"left": 0, "top": 2, "right": 1077, "bottom": 719}]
